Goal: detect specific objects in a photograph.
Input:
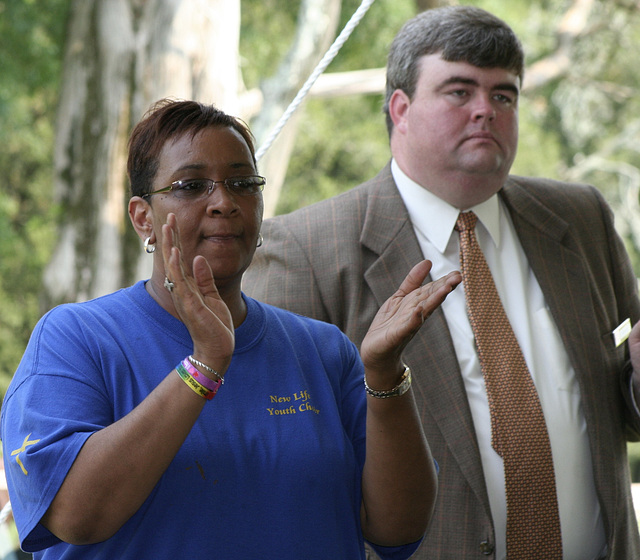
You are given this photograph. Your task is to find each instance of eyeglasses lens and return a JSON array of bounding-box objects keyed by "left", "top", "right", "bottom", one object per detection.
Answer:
[{"left": 173, "top": 176, "right": 265, "bottom": 199}]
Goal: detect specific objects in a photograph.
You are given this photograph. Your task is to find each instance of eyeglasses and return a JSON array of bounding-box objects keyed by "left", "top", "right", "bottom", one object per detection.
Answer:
[{"left": 142, "top": 175, "right": 266, "bottom": 200}]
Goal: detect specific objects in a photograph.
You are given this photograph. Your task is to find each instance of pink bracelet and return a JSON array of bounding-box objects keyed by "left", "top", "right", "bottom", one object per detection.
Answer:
[
  {"left": 188, "top": 355, "right": 223, "bottom": 383},
  {"left": 176, "top": 363, "right": 216, "bottom": 400},
  {"left": 182, "top": 358, "right": 223, "bottom": 392}
]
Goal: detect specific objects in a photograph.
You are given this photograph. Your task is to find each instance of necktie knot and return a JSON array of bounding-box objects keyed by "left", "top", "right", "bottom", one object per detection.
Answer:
[{"left": 455, "top": 211, "right": 478, "bottom": 233}]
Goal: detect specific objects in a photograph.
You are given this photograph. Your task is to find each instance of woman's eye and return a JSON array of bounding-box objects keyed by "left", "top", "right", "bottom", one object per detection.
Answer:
[
  {"left": 229, "top": 179, "right": 252, "bottom": 189},
  {"left": 227, "top": 176, "right": 266, "bottom": 194},
  {"left": 176, "top": 180, "right": 208, "bottom": 195}
]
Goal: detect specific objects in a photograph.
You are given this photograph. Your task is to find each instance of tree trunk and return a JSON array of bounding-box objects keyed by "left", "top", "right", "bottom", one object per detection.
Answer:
[
  {"left": 250, "top": 0, "right": 342, "bottom": 218},
  {"left": 42, "top": 0, "right": 240, "bottom": 309}
]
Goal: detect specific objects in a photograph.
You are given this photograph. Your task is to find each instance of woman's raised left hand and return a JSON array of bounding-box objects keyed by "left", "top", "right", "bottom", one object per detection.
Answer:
[{"left": 360, "top": 260, "right": 461, "bottom": 383}]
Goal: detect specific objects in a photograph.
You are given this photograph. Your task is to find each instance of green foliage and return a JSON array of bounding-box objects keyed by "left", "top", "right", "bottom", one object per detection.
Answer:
[
  {"left": 277, "top": 95, "right": 390, "bottom": 214},
  {"left": 328, "top": 0, "right": 415, "bottom": 72},
  {"left": 240, "top": 0, "right": 302, "bottom": 88},
  {"left": 532, "top": 1, "right": 640, "bottom": 263},
  {"left": 0, "top": 0, "right": 69, "bottom": 396}
]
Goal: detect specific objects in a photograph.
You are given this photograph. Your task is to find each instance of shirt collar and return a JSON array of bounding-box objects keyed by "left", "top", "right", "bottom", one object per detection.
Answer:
[{"left": 391, "top": 158, "right": 503, "bottom": 253}]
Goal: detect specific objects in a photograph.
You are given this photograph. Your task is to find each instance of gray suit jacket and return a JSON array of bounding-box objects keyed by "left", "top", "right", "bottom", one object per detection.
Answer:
[{"left": 244, "top": 163, "right": 640, "bottom": 559}]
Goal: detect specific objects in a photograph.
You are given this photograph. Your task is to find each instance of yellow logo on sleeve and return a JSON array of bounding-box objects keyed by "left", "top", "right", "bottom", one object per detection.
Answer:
[{"left": 11, "top": 433, "right": 40, "bottom": 475}]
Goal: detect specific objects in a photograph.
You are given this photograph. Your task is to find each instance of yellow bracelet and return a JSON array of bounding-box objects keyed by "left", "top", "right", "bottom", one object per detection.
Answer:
[{"left": 176, "top": 363, "right": 217, "bottom": 400}]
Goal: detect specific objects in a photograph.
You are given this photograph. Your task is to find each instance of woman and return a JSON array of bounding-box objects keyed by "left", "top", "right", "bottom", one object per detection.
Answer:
[{"left": 1, "top": 99, "right": 461, "bottom": 559}]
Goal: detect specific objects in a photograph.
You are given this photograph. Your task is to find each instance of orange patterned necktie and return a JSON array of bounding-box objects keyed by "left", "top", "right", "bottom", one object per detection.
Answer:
[{"left": 456, "top": 211, "right": 562, "bottom": 559}]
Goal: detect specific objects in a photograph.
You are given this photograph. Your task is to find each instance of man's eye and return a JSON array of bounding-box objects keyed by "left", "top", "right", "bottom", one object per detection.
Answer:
[{"left": 495, "top": 93, "right": 516, "bottom": 105}]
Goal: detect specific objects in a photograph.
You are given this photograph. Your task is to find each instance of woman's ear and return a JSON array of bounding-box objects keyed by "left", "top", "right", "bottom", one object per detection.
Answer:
[{"left": 128, "top": 197, "right": 155, "bottom": 244}]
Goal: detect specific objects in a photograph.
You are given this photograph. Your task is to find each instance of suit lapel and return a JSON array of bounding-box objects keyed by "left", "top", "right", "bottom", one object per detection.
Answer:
[
  {"left": 359, "top": 164, "right": 492, "bottom": 514},
  {"left": 501, "top": 179, "right": 627, "bottom": 526},
  {"left": 500, "top": 180, "right": 603, "bottom": 393}
]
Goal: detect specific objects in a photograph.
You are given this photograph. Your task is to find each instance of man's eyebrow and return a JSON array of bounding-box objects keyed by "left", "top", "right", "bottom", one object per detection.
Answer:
[
  {"left": 493, "top": 82, "right": 520, "bottom": 96},
  {"left": 436, "top": 76, "right": 479, "bottom": 91},
  {"left": 436, "top": 76, "right": 520, "bottom": 96}
]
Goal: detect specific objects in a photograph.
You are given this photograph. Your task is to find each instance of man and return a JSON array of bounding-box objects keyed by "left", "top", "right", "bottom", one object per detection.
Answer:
[{"left": 244, "top": 6, "right": 640, "bottom": 559}]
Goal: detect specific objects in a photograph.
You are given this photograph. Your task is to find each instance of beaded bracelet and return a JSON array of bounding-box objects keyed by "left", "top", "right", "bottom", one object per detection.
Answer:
[
  {"left": 176, "top": 360, "right": 221, "bottom": 400},
  {"left": 364, "top": 365, "right": 412, "bottom": 399}
]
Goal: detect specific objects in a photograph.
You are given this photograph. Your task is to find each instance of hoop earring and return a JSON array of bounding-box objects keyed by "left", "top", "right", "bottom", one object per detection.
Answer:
[
  {"left": 144, "top": 237, "right": 156, "bottom": 254},
  {"left": 256, "top": 234, "right": 263, "bottom": 248}
]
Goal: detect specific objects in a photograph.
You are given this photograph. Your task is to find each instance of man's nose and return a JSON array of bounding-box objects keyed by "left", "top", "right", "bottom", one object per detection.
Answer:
[{"left": 472, "top": 96, "right": 496, "bottom": 121}]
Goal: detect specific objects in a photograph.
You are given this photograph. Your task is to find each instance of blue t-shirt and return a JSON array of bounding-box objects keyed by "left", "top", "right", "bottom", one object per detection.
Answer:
[{"left": 1, "top": 281, "right": 419, "bottom": 559}]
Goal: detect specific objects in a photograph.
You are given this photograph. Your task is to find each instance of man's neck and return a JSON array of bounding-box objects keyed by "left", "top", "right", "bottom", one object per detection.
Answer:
[{"left": 391, "top": 157, "right": 506, "bottom": 210}]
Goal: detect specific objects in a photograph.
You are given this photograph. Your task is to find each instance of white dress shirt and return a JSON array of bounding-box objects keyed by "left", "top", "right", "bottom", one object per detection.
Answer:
[{"left": 392, "top": 159, "right": 606, "bottom": 560}]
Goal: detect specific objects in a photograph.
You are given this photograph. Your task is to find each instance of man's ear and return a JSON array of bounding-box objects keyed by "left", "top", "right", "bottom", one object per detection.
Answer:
[
  {"left": 128, "top": 196, "right": 155, "bottom": 243},
  {"left": 388, "top": 89, "right": 411, "bottom": 134}
]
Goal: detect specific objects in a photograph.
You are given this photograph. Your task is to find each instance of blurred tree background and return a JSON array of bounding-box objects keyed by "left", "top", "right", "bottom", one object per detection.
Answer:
[
  {"left": 0, "top": 0, "right": 69, "bottom": 397},
  {"left": 1, "top": 0, "right": 640, "bottom": 399}
]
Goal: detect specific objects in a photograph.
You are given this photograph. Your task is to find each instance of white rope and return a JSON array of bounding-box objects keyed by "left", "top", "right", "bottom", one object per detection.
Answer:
[
  {"left": 0, "top": 501, "right": 11, "bottom": 526},
  {"left": 255, "top": 0, "right": 377, "bottom": 162}
]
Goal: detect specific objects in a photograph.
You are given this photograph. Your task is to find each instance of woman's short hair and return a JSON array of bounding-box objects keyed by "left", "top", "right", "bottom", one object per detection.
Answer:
[{"left": 127, "top": 99, "right": 256, "bottom": 198}]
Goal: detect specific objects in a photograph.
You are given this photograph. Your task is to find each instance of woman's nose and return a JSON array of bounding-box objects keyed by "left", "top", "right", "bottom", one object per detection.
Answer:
[{"left": 204, "top": 184, "right": 239, "bottom": 215}]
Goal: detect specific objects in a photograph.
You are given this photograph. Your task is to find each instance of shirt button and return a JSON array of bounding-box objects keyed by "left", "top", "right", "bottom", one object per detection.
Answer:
[{"left": 479, "top": 540, "right": 494, "bottom": 555}]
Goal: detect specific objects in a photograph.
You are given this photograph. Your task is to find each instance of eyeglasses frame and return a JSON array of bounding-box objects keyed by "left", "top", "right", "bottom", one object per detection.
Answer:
[{"left": 141, "top": 175, "right": 266, "bottom": 200}]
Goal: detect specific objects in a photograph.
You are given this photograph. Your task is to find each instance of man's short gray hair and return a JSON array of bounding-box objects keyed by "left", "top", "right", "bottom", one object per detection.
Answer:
[{"left": 383, "top": 6, "right": 524, "bottom": 136}]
